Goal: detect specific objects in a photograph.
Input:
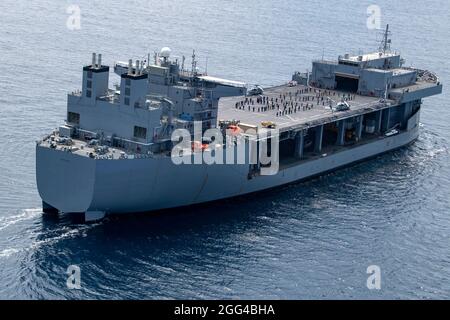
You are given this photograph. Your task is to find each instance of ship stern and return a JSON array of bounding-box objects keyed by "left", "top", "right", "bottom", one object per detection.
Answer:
[{"left": 36, "top": 145, "right": 96, "bottom": 214}]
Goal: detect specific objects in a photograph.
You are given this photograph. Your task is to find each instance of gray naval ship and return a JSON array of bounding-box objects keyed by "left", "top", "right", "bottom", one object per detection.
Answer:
[{"left": 36, "top": 26, "right": 442, "bottom": 221}]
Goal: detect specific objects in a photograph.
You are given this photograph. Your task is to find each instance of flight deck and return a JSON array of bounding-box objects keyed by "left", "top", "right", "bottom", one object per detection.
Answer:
[{"left": 218, "top": 84, "right": 392, "bottom": 133}]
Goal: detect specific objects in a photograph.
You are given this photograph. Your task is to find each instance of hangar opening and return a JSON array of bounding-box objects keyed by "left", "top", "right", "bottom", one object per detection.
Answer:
[{"left": 335, "top": 73, "right": 359, "bottom": 93}]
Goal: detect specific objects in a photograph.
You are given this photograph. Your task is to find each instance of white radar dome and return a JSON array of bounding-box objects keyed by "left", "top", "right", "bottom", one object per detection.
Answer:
[{"left": 160, "top": 47, "right": 171, "bottom": 58}]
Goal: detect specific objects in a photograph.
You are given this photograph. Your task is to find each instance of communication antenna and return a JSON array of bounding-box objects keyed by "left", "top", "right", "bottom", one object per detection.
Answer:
[
  {"left": 181, "top": 55, "right": 186, "bottom": 71},
  {"left": 379, "top": 24, "right": 392, "bottom": 54},
  {"left": 191, "top": 50, "right": 197, "bottom": 76}
]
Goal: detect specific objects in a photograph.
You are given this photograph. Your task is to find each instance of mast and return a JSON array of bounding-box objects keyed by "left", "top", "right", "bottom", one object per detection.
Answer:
[
  {"left": 384, "top": 24, "right": 389, "bottom": 53},
  {"left": 191, "top": 50, "right": 197, "bottom": 76},
  {"left": 380, "top": 24, "right": 391, "bottom": 54}
]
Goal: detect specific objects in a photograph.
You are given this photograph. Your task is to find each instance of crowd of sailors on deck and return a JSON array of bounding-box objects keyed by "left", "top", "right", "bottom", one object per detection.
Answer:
[{"left": 234, "top": 87, "right": 356, "bottom": 117}]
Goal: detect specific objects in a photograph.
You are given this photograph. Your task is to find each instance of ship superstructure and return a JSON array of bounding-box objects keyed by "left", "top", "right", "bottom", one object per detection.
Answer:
[
  {"left": 61, "top": 49, "right": 245, "bottom": 156},
  {"left": 36, "top": 26, "right": 442, "bottom": 221}
]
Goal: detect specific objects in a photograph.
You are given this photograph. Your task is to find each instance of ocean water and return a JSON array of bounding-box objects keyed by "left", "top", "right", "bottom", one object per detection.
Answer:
[{"left": 0, "top": 0, "right": 449, "bottom": 299}]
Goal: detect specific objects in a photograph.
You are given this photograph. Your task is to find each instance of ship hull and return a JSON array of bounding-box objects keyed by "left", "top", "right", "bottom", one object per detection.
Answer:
[{"left": 36, "top": 110, "right": 420, "bottom": 219}]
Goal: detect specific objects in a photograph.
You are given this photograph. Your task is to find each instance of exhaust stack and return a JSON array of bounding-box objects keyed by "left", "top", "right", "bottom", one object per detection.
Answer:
[{"left": 128, "top": 59, "right": 133, "bottom": 75}]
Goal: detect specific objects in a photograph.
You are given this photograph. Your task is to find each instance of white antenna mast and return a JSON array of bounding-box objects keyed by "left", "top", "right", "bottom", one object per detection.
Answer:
[
  {"left": 380, "top": 24, "right": 392, "bottom": 54},
  {"left": 191, "top": 50, "right": 197, "bottom": 76}
]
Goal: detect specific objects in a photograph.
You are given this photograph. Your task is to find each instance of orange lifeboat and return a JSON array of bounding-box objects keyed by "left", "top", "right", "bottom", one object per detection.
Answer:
[
  {"left": 227, "top": 125, "right": 241, "bottom": 136},
  {"left": 191, "top": 141, "right": 209, "bottom": 152}
]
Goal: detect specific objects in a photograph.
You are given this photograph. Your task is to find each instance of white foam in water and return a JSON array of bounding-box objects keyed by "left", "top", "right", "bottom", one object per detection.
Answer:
[
  {"left": 0, "top": 248, "right": 21, "bottom": 258},
  {"left": 428, "top": 147, "right": 447, "bottom": 159},
  {"left": 0, "top": 208, "right": 42, "bottom": 231},
  {"left": 0, "top": 220, "right": 102, "bottom": 259}
]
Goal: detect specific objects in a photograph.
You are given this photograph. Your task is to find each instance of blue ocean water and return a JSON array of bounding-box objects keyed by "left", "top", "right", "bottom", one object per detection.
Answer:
[{"left": 0, "top": 0, "right": 449, "bottom": 299}]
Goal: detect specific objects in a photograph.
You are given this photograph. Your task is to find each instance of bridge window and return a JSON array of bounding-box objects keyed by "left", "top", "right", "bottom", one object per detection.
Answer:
[
  {"left": 134, "top": 126, "right": 147, "bottom": 139},
  {"left": 68, "top": 112, "right": 80, "bottom": 125}
]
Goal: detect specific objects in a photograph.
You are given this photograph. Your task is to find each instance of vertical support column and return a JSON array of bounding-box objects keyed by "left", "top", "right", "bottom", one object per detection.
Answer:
[
  {"left": 400, "top": 104, "right": 406, "bottom": 129},
  {"left": 337, "top": 120, "right": 345, "bottom": 146},
  {"left": 314, "top": 125, "right": 324, "bottom": 153},
  {"left": 402, "top": 102, "right": 412, "bottom": 129},
  {"left": 375, "top": 110, "right": 382, "bottom": 133},
  {"left": 381, "top": 107, "right": 391, "bottom": 132},
  {"left": 294, "top": 130, "right": 305, "bottom": 159},
  {"left": 256, "top": 139, "right": 261, "bottom": 170},
  {"left": 357, "top": 115, "right": 364, "bottom": 141},
  {"left": 401, "top": 103, "right": 407, "bottom": 119}
]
